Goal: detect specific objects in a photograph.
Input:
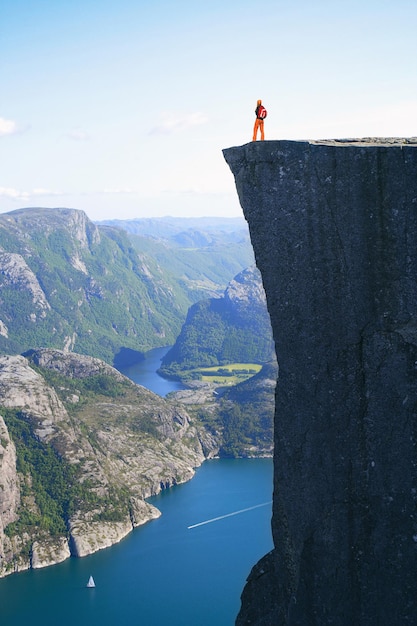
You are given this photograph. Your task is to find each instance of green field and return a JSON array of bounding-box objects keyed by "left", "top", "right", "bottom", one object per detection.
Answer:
[{"left": 192, "top": 363, "right": 262, "bottom": 385}]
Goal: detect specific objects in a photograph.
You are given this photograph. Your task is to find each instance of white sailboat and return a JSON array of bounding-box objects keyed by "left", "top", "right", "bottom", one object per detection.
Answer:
[{"left": 86, "top": 575, "right": 95, "bottom": 588}]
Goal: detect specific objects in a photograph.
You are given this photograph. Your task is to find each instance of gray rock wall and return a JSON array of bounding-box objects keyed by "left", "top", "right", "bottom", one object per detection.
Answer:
[{"left": 223, "top": 139, "right": 417, "bottom": 625}]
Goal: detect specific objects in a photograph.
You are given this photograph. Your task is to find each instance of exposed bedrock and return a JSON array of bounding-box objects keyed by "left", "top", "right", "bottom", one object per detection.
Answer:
[{"left": 223, "top": 139, "right": 417, "bottom": 625}]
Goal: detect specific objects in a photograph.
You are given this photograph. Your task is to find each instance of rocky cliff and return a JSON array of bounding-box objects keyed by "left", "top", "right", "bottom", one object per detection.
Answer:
[
  {"left": 0, "top": 349, "right": 217, "bottom": 577},
  {"left": 224, "top": 139, "right": 417, "bottom": 625}
]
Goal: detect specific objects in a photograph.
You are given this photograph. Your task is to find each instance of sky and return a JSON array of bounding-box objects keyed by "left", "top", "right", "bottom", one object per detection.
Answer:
[{"left": 1, "top": 0, "right": 416, "bottom": 221}]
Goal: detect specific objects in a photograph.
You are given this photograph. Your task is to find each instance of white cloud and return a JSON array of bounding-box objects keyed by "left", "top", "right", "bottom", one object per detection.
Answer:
[
  {"left": 0, "top": 187, "right": 64, "bottom": 201},
  {"left": 161, "top": 185, "right": 217, "bottom": 197},
  {"left": 0, "top": 117, "right": 18, "bottom": 136},
  {"left": 150, "top": 111, "right": 208, "bottom": 135},
  {"left": 67, "top": 129, "right": 90, "bottom": 141},
  {"left": 0, "top": 186, "right": 29, "bottom": 200},
  {"left": 32, "top": 188, "right": 64, "bottom": 196}
]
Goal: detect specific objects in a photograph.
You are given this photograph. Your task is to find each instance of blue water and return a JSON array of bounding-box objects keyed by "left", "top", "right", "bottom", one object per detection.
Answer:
[
  {"left": 119, "top": 346, "right": 186, "bottom": 397},
  {"left": 0, "top": 459, "right": 273, "bottom": 626},
  {"left": 0, "top": 349, "right": 274, "bottom": 625}
]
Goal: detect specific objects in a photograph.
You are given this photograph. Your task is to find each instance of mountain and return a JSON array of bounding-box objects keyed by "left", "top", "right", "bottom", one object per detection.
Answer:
[
  {"left": 0, "top": 348, "right": 217, "bottom": 577},
  {"left": 0, "top": 344, "right": 272, "bottom": 578},
  {"left": 174, "top": 361, "right": 277, "bottom": 458},
  {"left": 216, "top": 361, "right": 276, "bottom": 457},
  {"left": 0, "top": 208, "right": 274, "bottom": 577},
  {"left": 159, "top": 265, "right": 275, "bottom": 376},
  {"left": 224, "top": 139, "right": 417, "bottom": 626},
  {"left": 100, "top": 216, "right": 255, "bottom": 305},
  {"left": 98, "top": 216, "right": 249, "bottom": 241},
  {"left": 0, "top": 208, "right": 253, "bottom": 365}
]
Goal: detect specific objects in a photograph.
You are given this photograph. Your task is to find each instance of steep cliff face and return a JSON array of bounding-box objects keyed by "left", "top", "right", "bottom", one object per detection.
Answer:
[
  {"left": 0, "top": 349, "right": 217, "bottom": 577},
  {"left": 0, "top": 416, "right": 20, "bottom": 563},
  {"left": 224, "top": 139, "right": 417, "bottom": 625}
]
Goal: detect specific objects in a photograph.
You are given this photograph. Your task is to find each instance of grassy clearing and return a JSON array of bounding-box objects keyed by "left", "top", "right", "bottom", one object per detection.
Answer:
[{"left": 193, "top": 363, "right": 262, "bottom": 385}]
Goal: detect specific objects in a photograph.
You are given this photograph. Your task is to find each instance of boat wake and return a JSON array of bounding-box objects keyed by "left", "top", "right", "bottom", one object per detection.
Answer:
[{"left": 187, "top": 501, "right": 272, "bottom": 529}]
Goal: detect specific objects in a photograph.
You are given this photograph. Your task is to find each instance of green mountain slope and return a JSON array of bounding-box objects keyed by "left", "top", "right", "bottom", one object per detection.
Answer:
[
  {"left": 101, "top": 216, "right": 254, "bottom": 304},
  {"left": 215, "top": 361, "right": 277, "bottom": 456},
  {"left": 169, "top": 360, "right": 277, "bottom": 458},
  {"left": 0, "top": 208, "right": 253, "bottom": 364},
  {"left": 160, "top": 265, "right": 275, "bottom": 376},
  {"left": 0, "top": 208, "right": 183, "bottom": 362}
]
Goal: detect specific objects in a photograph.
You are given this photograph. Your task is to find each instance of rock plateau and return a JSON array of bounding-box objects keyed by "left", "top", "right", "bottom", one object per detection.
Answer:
[{"left": 224, "top": 138, "right": 417, "bottom": 625}]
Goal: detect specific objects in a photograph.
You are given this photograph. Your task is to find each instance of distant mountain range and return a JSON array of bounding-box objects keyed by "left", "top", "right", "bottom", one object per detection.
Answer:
[
  {"left": 98, "top": 215, "right": 249, "bottom": 242},
  {"left": 100, "top": 216, "right": 254, "bottom": 309},
  {"left": 0, "top": 208, "right": 254, "bottom": 364}
]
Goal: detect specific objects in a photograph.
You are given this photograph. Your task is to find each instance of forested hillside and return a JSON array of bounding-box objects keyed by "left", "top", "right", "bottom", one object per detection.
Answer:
[
  {"left": 0, "top": 208, "right": 253, "bottom": 364},
  {"left": 159, "top": 265, "right": 275, "bottom": 377},
  {"left": 101, "top": 216, "right": 254, "bottom": 304}
]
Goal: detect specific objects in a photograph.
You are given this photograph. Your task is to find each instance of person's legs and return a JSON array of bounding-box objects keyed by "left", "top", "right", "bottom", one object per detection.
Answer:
[{"left": 252, "top": 119, "right": 260, "bottom": 141}]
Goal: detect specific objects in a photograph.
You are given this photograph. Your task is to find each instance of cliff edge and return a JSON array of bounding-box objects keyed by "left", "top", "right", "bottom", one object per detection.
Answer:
[{"left": 223, "top": 139, "right": 417, "bottom": 625}]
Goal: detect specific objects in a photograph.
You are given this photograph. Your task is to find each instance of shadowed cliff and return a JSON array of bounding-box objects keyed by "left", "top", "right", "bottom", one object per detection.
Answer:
[{"left": 223, "top": 138, "right": 417, "bottom": 625}]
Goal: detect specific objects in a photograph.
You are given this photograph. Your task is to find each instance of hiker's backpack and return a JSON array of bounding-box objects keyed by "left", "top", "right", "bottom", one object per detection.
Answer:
[{"left": 257, "top": 105, "right": 267, "bottom": 119}]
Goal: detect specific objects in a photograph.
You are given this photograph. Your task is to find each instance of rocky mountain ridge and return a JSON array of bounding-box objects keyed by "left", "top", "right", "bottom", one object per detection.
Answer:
[{"left": 0, "top": 348, "right": 218, "bottom": 578}]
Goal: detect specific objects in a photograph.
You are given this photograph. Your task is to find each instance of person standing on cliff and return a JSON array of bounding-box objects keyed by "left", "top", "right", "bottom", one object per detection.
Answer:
[{"left": 253, "top": 99, "right": 267, "bottom": 141}]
